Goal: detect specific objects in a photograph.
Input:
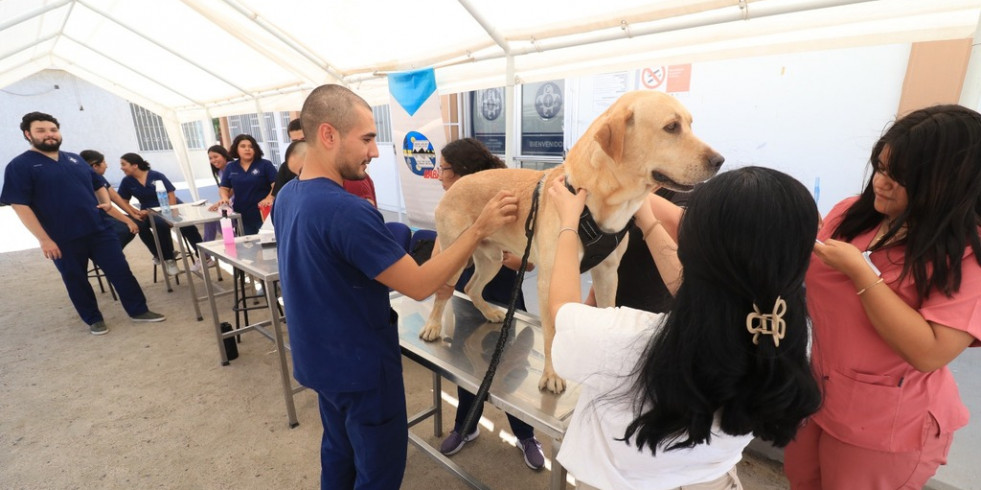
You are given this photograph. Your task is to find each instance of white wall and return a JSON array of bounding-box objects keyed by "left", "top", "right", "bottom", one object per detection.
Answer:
[
  {"left": 0, "top": 70, "right": 210, "bottom": 199},
  {"left": 568, "top": 43, "right": 910, "bottom": 216}
]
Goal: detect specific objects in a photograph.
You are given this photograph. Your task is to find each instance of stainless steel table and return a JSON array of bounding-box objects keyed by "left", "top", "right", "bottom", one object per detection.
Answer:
[
  {"left": 392, "top": 292, "right": 580, "bottom": 490},
  {"left": 197, "top": 237, "right": 304, "bottom": 428},
  {"left": 147, "top": 203, "right": 242, "bottom": 320}
]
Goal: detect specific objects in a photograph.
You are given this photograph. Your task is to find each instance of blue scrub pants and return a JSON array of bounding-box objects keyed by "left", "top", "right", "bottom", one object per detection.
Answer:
[
  {"left": 53, "top": 228, "right": 149, "bottom": 325},
  {"left": 317, "top": 362, "right": 407, "bottom": 489},
  {"left": 239, "top": 206, "right": 262, "bottom": 236}
]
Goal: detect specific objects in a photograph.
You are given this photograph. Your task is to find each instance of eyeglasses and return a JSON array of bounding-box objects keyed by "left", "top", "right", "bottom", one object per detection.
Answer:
[{"left": 437, "top": 166, "right": 454, "bottom": 176}]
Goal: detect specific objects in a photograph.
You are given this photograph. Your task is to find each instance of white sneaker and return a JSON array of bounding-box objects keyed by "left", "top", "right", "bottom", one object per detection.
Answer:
[
  {"left": 152, "top": 257, "right": 160, "bottom": 266},
  {"left": 190, "top": 257, "right": 213, "bottom": 273},
  {"left": 164, "top": 259, "right": 179, "bottom": 276}
]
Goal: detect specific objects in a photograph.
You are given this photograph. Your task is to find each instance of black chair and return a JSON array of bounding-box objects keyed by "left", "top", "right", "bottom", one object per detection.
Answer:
[
  {"left": 88, "top": 261, "right": 117, "bottom": 301},
  {"left": 409, "top": 228, "right": 437, "bottom": 264}
]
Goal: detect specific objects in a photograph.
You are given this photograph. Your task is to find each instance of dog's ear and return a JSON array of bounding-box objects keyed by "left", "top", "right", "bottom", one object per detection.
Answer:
[{"left": 594, "top": 105, "right": 634, "bottom": 163}]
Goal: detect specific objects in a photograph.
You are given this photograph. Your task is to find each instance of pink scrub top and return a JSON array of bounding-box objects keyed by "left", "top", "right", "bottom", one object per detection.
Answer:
[{"left": 806, "top": 197, "right": 981, "bottom": 452}]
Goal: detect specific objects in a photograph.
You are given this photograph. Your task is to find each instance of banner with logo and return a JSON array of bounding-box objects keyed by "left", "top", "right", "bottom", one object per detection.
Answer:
[{"left": 388, "top": 67, "right": 445, "bottom": 229}]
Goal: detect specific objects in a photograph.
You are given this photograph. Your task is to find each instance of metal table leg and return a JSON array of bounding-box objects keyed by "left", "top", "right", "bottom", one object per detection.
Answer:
[
  {"left": 174, "top": 224, "right": 203, "bottom": 320},
  {"left": 148, "top": 213, "right": 173, "bottom": 292},
  {"left": 265, "top": 279, "right": 299, "bottom": 428}
]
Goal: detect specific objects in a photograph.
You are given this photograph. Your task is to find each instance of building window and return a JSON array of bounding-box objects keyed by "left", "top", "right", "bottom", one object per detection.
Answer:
[
  {"left": 129, "top": 104, "right": 173, "bottom": 152},
  {"left": 227, "top": 113, "right": 261, "bottom": 140},
  {"left": 521, "top": 80, "right": 565, "bottom": 157},
  {"left": 181, "top": 121, "right": 206, "bottom": 150},
  {"left": 470, "top": 87, "right": 506, "bottom": 154},
  {"left": 226, "top": 112, "right": 292, "bottom": 164},
  {"left": 372, "top": 105, "right": 392, "bottom": 144}
]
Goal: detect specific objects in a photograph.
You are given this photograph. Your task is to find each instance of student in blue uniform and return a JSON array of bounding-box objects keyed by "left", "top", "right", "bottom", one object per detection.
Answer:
[
  {"left": 81, "top": 149, "right": 179, "bottom": 276},
  {"left": 431, "top": 137, "right": 546, "bottom": 470},
  {"left": 117, "top": 152, "right": 204, "bottom": 263},
  {"left": 274, "top": 84, "right": 518, "bottom": 490},
  {"left": 214, "top": 134, "right": 277, "bottom": 235},
  {"left": 1, "top": 112, "right": 165, "bottom": 335}
]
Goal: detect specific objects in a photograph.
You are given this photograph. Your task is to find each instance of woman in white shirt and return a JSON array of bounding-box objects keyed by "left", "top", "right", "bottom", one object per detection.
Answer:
[{"left": 546, "top": 167, "right": 822, "bottom": 490}]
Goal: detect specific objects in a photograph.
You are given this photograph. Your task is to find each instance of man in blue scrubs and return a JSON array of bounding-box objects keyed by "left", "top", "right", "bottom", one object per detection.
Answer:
[
  {"left": 1, "top": 112, "right": 166, "bottom": 335},
  {"left": 274, "top": 84, "right": 517, "bottom": 489}
]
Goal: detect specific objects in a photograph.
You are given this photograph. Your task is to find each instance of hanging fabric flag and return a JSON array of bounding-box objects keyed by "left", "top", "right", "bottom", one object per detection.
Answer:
[{"left": 387, "top": 67, "right": 445, "bottom": 229}]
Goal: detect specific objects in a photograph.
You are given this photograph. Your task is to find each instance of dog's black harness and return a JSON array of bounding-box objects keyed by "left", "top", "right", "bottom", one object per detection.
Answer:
[{"left": 564, "top": 181, "right": 633, "bottom": 272}]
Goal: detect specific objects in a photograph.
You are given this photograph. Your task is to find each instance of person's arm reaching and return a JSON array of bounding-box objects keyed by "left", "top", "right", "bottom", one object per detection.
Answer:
[
  {"left": 109, "top": 187, "right": 143, "bottom": 221},
  {"left": 633, "top": 192, "right": 682, "bottom": 295},
  {"left": 546, "top": 176, "right": 589, "bottom": 322},
  {"left": 376, "top": 190, "right": 518, "bottom": 300}
]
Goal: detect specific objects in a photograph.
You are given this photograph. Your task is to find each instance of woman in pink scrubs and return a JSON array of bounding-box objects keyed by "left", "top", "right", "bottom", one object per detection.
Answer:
[{"left": 784, "top": 105, "right": 981, "bottom": 489}]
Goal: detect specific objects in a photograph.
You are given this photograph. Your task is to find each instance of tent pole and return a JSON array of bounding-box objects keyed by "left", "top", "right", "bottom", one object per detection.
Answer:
[
  {"left": 505, "top": 56, "right": 516, "bottom": 168},
  {"left": 162, "top": 112, "right": 200, "bottom": 201},
  {"left": 254, "top": 99, "right": 273, "bottom": 163},
  {"left": 959, "top": 9, "right": 981, "bottom": 111}
]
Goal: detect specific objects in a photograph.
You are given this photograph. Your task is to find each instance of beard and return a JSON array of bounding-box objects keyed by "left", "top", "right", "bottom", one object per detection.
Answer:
[
  {"left": 31, "top": 136, "right": 62, "bottom": 152},
  {"left": 338, "top": 160, "right": 367, "bottom": 181}
]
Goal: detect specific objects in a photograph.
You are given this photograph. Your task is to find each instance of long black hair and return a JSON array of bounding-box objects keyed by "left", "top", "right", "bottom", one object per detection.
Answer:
[
  {"left": 833, "top": 104, "right": 981, "bottom": 300},
  {"left": 623, "top": 166, "right": 822, "bottom": 453},
  {"left": 207, "top": 145, "right": 230, "bottom": 185}
]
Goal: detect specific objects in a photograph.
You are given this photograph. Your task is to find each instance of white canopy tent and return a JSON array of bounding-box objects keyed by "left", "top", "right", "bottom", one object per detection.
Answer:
[{"left": 3, "top": 0, "right": 981, "bottom": 197}]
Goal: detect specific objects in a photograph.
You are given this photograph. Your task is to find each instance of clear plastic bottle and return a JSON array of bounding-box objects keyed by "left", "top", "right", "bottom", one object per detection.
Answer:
[
  {"left": 221, "top": 209, "right": 235, "bottom": 247},
  {"left": 154, "top": 181, "right": 170, "bottom": 213}
]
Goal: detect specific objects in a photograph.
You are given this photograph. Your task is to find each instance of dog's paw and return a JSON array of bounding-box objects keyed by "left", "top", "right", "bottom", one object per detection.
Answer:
[
  {"left": 419, "top": 323, "right": 442, "bottom": 342},
  {"left": 538, "top": 372, "right": 566, "bottom": 394},
  {"left": 482, "top": 309, "right": 506, "bottom": 323}
]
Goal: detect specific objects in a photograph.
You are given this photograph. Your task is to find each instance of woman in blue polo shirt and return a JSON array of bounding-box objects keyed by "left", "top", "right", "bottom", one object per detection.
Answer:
[
  {"left": 116, "top": 152, "right": 204, "bottom": 258},
  {"left": 214, "top": 134, "right": 277, "bottom": 235}
]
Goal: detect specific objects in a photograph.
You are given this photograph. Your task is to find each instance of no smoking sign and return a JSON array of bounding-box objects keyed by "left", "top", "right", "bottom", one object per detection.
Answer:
[{"left": 641, "top": 66, "right": 666, "bottom": 89}]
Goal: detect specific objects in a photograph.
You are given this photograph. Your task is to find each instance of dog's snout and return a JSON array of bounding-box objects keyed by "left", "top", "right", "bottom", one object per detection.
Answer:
[{"left": 708, "top": 153, "right": 725, "bottom": 170}]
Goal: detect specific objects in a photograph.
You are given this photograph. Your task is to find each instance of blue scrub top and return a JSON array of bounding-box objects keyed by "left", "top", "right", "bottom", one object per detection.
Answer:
[
  {"left": 219, "top": 158, "right": 276, "bottom": 214},
  {"left": 1, "top": 150, "right": 108, "bottom": 243},
  {"left": 117, "top": 170, "right": 175, "bottom": 208},
  {"left": 274, "top": 177, "right": 407, "bottom": 393}
]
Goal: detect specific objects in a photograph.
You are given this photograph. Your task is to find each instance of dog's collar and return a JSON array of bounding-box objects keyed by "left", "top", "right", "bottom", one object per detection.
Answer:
[{"left": 564, "top": 180, "right": 633, "bottom": 273}]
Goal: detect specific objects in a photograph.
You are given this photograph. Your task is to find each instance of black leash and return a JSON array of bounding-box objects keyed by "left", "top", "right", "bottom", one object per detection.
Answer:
[{"left": 459, "top": 176, "right": 544, "bottom": 436}]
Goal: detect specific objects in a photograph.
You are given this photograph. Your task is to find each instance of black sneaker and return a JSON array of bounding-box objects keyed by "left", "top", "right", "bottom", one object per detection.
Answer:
[
  {"left": 89, "top": 321, "right": 109, "bottom": 335},
  {"left": 131, "top": 311, "right": 166, "bottom": 322}
]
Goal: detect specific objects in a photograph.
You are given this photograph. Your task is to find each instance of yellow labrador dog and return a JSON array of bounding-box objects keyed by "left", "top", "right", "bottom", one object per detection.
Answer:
[{"left": 419, "top": 91, "right": 723, "bottom": 393}]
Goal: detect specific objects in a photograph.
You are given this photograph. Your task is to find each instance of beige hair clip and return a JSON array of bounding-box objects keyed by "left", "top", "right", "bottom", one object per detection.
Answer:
[{"left": 745, "top": 296, "right": 787, "bottom": 347}]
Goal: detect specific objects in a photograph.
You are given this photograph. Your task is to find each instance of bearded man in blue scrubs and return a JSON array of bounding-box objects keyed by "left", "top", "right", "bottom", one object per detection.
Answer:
[
  {"left": 274, "top": 84, "right": 518, "bottom": 489},
  {"left": 1, "top": 112, "right": 166, "bottom": 335}
]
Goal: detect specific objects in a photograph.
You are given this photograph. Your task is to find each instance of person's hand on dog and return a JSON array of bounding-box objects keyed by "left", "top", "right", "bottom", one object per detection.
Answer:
[
  {"left": 472, "top": 190, "right": 518, "bottom": 238},
  {"left": 547, "top": 176, "right": 587, "bottom": 228}
]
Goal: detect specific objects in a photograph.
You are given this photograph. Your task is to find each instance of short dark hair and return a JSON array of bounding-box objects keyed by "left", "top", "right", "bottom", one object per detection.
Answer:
[
  {"left": 20, "top": 112, "right": 59, "bottom": 132},
  {"left": 300, "top": 84, "right": 371, "bottom": 139},
  {"left": 229, "top": 134, "right": 264, "bottom": 161},
  {"left": 80, "top": 150, "right": 105, "bottom": 166},
  {"left": 120, "top": 152, "right": 151, "bottom": 171},
  {"left": 440, "top": 138, "right": 505, "bottom": 176},
  {"left": 283, "top": 140, "right": 307, "bottom": 165},
  {"left": 287, "top": 118, "right": 302, "bottom": 132},
  {"left": 623, "top": 167, "right": 821, "bottom": 454}
]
